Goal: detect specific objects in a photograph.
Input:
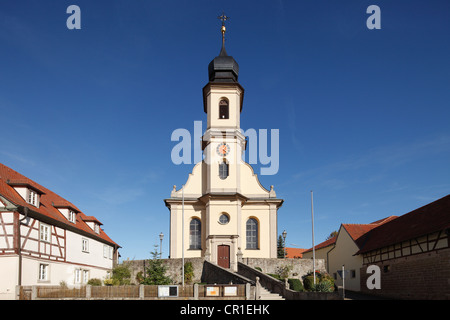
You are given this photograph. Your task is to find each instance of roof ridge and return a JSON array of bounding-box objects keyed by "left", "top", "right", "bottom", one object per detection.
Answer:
[{"left": 355, "top": 194, "right": 450, "bottom": 254}]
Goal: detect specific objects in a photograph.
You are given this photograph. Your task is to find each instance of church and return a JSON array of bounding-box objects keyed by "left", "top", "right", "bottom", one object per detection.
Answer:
[{"left": 164, "top": 17, "right": 283, "bottom": 271}]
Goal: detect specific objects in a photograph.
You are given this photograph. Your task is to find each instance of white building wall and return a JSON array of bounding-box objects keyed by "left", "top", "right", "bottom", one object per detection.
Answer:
[
  {"left": 328, "top": 226, "right": 364, "bottom": 291},
  {"left": 0, "top": 256, "right": 19, "bottom": 300},
  {"left": 0, "top": 212, "right": 14, "bottom": 251},
  {"left": 20, "top": 256, "right": 111, "bottom": 285},
  {"left": 66, "top": 229, "right": 114, "bottom": 270}
]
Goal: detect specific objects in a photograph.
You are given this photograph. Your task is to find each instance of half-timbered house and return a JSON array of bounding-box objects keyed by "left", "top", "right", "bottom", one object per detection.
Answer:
[
  {"left": 0, "top": 163, "right": 120, "bottom": 299},
  {"left": 304, "top": 195, "right": 449, "bottom": 299},
  {"left": 357, "top": 194, "right": 450, "bottom": 299}
]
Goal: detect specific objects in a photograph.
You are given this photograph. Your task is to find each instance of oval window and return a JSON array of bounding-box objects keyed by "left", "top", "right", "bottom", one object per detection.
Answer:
[{"left": 219, "top": 213, "right": 230, "bottom": 225}]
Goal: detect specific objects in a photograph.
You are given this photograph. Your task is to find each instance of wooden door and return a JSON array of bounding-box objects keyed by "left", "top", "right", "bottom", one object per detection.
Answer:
[{"left": 217, "top": 245, "right": 230, "bottom": 268}]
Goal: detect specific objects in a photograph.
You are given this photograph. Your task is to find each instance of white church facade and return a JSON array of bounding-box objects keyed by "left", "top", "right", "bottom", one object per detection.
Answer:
[{"left": 165, "top": 20, "right": 283, "bottom": 271}]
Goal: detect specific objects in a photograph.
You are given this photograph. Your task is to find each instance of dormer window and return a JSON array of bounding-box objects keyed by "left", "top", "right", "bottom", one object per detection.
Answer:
[
  {"left": 8, "top": 181, "right": 43, "bottom": 208},
  {"left": 53, "top": 203, "right": 79, "bottom": 224},
  {"left": 68, "top": 210, "right": 76, "bottom": 223},
  {"left": 27, "top": 190, "right": 38, "bottom": 206},
  {"left": 219, "top": 99, "right": 229, "bottom": 119},
  {"left": 83, "top": 216, "right": 103, "bottom": 234}
]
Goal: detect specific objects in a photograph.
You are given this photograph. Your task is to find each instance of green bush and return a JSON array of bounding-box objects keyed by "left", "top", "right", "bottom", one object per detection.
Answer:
[
  {"left": 104, "top": 278, "right": 120, "bottom": 286},
  {"left": 288, "top": 278, "right": 304, "bottom": 292},
  {"left": 184, "top": 262, "right": 194, "bottom": 284},
  {"left": 312, "top": 281, "right": 334, "bottom": 292},
  {"left": 303, "top": 275, "right": 316, "bottom": 291},
  {"left": 267, "top": 273, "right": 282, "bottom": 280},
  {"left": 87, "top": 278, "right": 102, "bottom": 286},
  {"left": 302, "top": 271, "right": 335, "bottom": 292},
  {"left": 111, "top": 264, "right": 132, "bottom": 285}
]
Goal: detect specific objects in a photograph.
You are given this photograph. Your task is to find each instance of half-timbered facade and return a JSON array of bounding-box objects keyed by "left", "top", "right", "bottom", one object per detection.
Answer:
[
  {"left": 0, "top": 163, "right": 120, "bottom": 299},
  {"left": 357, "top": 195, "right": 450, "bottom": 299}
]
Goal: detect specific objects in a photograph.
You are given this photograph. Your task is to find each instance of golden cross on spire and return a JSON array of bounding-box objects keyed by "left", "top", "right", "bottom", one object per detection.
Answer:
[
  {"left": 218, "top": 12, "right": 229, "bottom": 26},
  {"left": 218, "top": 12, "right": 229, "bottom": 43}
]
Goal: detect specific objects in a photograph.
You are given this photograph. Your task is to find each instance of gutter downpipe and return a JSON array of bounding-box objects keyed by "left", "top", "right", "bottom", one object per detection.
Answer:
[{"left": 17, "top": 206, "right": 29, "bottom": 286}]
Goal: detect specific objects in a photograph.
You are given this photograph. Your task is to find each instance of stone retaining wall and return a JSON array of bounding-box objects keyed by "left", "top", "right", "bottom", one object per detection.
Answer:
[{"left": 123, "top": 257, "right": 325, "bottom": 285}]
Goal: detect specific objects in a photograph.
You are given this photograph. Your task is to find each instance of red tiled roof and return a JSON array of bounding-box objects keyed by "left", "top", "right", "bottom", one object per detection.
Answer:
[
  {"left": 0, "top": 162, "right": 119, "bottom": 247},
  {"left": 303, "top": 236, "right": 337, "bottom": 254},
  {"left": 356, "top": 195, "right": 450, "bottom": 254},
  {"left": 83, "top": 216, "right": 103, "bottom": 225},
  {"left": 343, "top": 216, "right": 398, "bottom": 250},
  {"left": 285, "top": 247, "right": 307, "bottom": 258},
  {"left": 302, "top": 216, "right": 398, "bottom": 254}
]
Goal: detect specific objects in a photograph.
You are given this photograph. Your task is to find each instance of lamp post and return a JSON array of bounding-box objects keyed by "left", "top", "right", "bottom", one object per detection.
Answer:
[
  {"left": 311, "top": 191, "right": 316, "bottom": 285},
  {"left": 159, "top": 232, "right": 164, "bottom": 259},
  {"left": 182, "top": 185, "right": 185, "bottom": 287},
  {"left": 282, "top": 230, "right": 287, "bottom": 259}
]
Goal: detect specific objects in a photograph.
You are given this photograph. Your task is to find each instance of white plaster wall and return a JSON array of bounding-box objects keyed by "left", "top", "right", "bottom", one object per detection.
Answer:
[
  {"left": 20, "top": 256, "right": 111, "bottom": 288},
  {"left": 328, "top": 226, "right": 363, "bottom": 291},
  {"left": 206, "top": 86, "right": 243, "bottom": 130},
  {"left": 0, "top": 256, "right": 18, "bottom": 300},
  {"left": 65, "top": 230, "right": 114, "bottom": 269},
  {"left": 0, "top": 212, "right": 14, "bottom": 250}
]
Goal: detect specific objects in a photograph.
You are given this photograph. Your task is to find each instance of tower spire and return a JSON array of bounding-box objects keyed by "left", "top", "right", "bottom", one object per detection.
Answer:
[{"left": 218, "top": 13, "right": 229, "bottom": 56}]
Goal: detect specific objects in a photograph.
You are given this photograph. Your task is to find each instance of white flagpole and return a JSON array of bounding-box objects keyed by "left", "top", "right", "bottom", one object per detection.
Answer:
[
  {"left": 182, "top": 185, "right": 185, "bottom": 288},
  {"left": 311, "top": 190, "right": 316, "bottom": 285}
]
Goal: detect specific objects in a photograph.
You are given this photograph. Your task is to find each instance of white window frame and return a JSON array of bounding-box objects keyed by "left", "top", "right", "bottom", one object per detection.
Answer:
[
  {"left": 74, "top": 269, "right": 81, "bottom": 284},
  {"left": 40, "top": 223, "right": 50, "bottom": 243},
  {"left": 82, "top": 270, "right": 89, "bottom": 283},
  {"left": 68, "top": 210, "right": 76, "bottom": 223},
  {"left": 38, "top": 264, "right": 49, "bottom": 282},
  {"left": 82, "top": 238, "right": 89, "bottom": 253},
  {"left": 94, "top": 224, "right": 99, "bottom": 234},
  {"left": 28, "top": 189, "right": 37, "bottom": 206},
  {"left": 104, "top": 245, "right": 113, "bottom": 259}
]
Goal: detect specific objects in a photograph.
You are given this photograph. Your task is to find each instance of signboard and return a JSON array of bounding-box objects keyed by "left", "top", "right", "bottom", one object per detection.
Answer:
[
  {"left": 206, "top": 286, "right": 220, "bottom": 297},
  {"left": 158, "top": 285, "right": 178, "bottom": 297},
  {"left": 223, "top": 286, "right": 237, "bottom": 296}
]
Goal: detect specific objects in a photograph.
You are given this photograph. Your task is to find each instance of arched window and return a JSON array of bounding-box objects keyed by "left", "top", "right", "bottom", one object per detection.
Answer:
[
  {"left": 189, "top": 218, "right": 201, "bottom": 250},
  {"left": 219, "top": 161, "right": 229, "bottom": 180},
  {"left": 219, "top": 99, "right": 229, "bottom": 119},
  {"left": 246, "top": 218, "right": 259, "bottom": 249}
]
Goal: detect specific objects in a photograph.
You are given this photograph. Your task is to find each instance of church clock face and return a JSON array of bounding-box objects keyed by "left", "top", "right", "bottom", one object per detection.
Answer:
[{"left": 216, "top": 142, "right": 230, "bottom": 156}]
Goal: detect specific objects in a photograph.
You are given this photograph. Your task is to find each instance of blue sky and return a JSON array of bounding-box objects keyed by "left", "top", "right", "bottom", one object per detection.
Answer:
[{"left": 0, "top": 0, "right": 449, "bottom": 260}]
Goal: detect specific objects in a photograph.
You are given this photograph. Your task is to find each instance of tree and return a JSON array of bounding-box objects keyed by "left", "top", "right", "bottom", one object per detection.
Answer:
[
  {"left": 109, "top": 262, "right": 132, "bottom": 285},
  {"left": 184, "top": 261, "right": 194, "bottom": 284},
  {"left": 326, "top": 231, "right": 338, "bottom": 240},
  {"left": 141, "top": 245, "right": 172, "bottom": 285},
  {"left": 277, "top": 235, "right": 285, "bottom": 258}
]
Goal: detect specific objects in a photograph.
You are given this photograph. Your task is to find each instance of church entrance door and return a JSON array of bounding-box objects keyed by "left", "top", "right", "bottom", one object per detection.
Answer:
[{"left": 217, "top": 245, "right": 230, "bottom": 268}]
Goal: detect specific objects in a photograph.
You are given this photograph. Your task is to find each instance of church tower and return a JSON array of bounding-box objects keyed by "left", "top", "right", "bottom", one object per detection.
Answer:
[{"left": 165, "top": 16, "right": 283, "bottom": 271}]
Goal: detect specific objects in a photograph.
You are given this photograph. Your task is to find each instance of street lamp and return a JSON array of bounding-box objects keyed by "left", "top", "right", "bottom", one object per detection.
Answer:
[
  {"left": 159, "top": 232, "right": 164, "bottom": 259},
  {"left": 282, "top": 230, "right": 287, "bottom": 259}
]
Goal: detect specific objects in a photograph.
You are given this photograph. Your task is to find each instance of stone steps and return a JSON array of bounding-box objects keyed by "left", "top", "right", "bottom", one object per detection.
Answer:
[{"left": 258, "top": 286, "right": 285, "bottom": 300}]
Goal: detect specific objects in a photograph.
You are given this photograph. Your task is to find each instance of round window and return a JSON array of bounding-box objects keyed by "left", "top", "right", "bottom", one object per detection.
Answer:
[{"left": 219, "top": 214, "right": 230, "bottom": 225}]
